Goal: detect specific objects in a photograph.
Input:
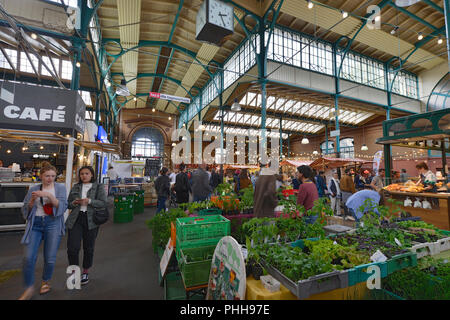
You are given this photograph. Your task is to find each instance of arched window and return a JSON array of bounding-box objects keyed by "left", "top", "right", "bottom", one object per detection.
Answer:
[
  {"left": 340, "top": 138, "right": 354, "bottom": 159},
  {"left": 320, "top": 141, "right": 334, "bottom": 155},
  {"left": 131, "top": 128, "right": 164, "bottom": 160}
]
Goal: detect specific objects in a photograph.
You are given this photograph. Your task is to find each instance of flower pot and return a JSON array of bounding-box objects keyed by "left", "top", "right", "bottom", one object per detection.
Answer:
[{"left": 252, "top": 263, "right": 263, "bottom": 280}]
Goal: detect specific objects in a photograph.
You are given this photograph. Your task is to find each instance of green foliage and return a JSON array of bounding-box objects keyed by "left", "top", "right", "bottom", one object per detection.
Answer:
[
  {"left": 216, "top": 182, "right": 233, "bottom": 196},
  {"left": 242, "top": 216, "right": 326, "bottom": 245},
  {"left": 146, "top": 208, "right": 188, "bottom": 252},
  {"left": 381, "top": 258, "right": 450, "bottom": 300},
  {"left": 239, "top": 187, "right": 254, "bottom": 209}
]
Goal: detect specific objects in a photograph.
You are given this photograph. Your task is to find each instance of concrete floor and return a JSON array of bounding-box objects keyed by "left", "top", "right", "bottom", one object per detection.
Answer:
[{"left": 0, "top": 202, "right": 164, "bottom": 300}]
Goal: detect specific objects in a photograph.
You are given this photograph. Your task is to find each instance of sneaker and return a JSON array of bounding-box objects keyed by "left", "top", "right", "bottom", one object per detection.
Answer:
[{"left": 81, "top": 273, "right": 89, "bottom": 285}]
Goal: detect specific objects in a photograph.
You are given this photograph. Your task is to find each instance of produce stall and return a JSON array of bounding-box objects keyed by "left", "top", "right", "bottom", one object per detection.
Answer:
[
  {"left": 148, "top": 177, "right": 450, "bottom": 300},
  {"left": 377, "top": 108, "right": 450, "bottom": 231}
]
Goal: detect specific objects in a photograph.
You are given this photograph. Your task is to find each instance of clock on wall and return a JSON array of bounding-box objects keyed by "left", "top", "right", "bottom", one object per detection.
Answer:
[{"left": 196, "top": 0, "right": 234, "bottom": 46}]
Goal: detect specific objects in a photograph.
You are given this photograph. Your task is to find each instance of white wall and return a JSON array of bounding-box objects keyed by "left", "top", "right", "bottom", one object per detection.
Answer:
[
  {"left": 418, "top": 62, "right": 449, "bottom": 110},
  {"left": 1, "top": 0, "right": 73, "bottom": 34}
]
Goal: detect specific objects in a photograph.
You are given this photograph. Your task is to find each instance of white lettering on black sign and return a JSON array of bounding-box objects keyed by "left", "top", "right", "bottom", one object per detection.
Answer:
[{"left": 4, "top": 105, "right": 66, "bottom": 123}]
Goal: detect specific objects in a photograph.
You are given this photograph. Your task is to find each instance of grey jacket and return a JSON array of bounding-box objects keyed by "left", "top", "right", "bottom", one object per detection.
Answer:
[
  {"left": 21, "top": 183, "right": 68, "bottom": 244},
  {"left": 66, "top": 182, "right": 107, "bottom": 230},
  {"left": 191, "top": 168, "right": 213, "bottom": 198}
]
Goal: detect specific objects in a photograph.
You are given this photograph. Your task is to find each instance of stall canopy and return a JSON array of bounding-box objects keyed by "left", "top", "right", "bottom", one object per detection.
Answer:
[
  {"left": 223, "top": 164, "right": 260, "bottom": 170},
  {"left": 280, "top": 160, "right": 312, "bottom": 167},
  {"left": 376, "top": 108, "right": 450, "bottom": 180},
  {"left": 309, "top": 157, "right": 373, "bottom": 169}
]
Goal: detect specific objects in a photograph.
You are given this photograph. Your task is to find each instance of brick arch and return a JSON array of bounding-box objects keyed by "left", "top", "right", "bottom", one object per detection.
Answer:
[{"left": 126, "top": 122, "right": 170, "bottom": 145}]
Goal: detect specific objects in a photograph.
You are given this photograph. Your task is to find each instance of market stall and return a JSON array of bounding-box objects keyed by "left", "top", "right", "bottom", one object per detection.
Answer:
[
  {"left": 309, "top": 156, "right": 374, "bottom": 170},
  {"left": 376, "top": 108, "right": 450, "bottom": 230},
  {"left": 0, "top": 129, "right": 120, "bottom": 231}
]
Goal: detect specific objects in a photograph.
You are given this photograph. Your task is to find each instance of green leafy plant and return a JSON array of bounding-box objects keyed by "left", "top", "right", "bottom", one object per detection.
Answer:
[
  {"left": 146, "top": 208, "right": 188, "bottom": 252},
  {"left": 216, "top": 182, "right": 233, "bottom": 196}
]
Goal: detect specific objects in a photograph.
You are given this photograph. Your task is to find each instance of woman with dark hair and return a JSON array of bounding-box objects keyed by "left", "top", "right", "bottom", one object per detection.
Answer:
[
  {"left": 415, "top": 162, "right": 437, "bottom": 192},
  {"left": 155, "top": 167, "right": 170, "bottom": 213},
  {"left": 235, "top": 169, "right": 252, "bottom": 194},
  {"left": 19, "top": 164, "right": 67, "bottom": 299},
  {"left": 296, "top": 165, "right": 319, "bottom": 221},
  {"left": 66, "top": 166, "right": 107, "bottom": 286},
  {"left": 174, "top": 163, "right": 190, "bottom": 204}
]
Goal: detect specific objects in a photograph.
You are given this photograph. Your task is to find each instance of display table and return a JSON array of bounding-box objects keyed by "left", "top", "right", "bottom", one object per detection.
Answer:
[
  {"left": 245, "top": 275, "right": 297, "bottom": 300},
  {"left": 385, "top": 190, "right": 450, "bottom": 230},
  {"left": 246, "top": 275, "right": 368, "bottom": 300}
]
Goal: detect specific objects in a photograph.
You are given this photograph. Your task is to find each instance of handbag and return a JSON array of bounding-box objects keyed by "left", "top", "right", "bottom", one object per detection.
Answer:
[{"left": 92, "top": 184, "right": 109, "bottom": 225}]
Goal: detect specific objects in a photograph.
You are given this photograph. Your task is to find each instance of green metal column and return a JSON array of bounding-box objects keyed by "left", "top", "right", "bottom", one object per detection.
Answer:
[
  {"left": 287, "top": 134, "right": 290, "bottom": 158},
  {"left": 384, "top": 144, "right": 392, "bottom": 186},
  {"left": 442, "top": 139, "right": 448, "bottom": 178},
  {"left": 444, "top": 0, "right": 450, "bottom": 71},
  {"left": 70, "top": 41, "right": 82, "bottom": 90},
  {"left": 334, "top": 95, "right": 340, "bottom": 158},
  {"left": 279, "top": 117, "right": 283, "bottom": 158},
  {"left": 325, "top": 124, "right": 329, "bottom": 155}
]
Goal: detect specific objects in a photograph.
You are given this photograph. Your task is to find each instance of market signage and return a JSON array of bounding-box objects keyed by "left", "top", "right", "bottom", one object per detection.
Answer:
[
  {"left": 0, "top": 80, "right": 86, "bottom": 133},
  {"left": 149, "top": 91, "right": 191, "bottom": 104}
]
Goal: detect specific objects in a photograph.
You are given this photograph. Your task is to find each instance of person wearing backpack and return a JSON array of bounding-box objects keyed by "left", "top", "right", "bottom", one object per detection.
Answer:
[
  {"left": 174, "top": 163, "right": 190, "bottom": 204},
  {"left": 66, "top": 166, "right": 107, "bottom": 286},
  {"left": 19, "top": 164, "right": 68, "bottom": 300}
]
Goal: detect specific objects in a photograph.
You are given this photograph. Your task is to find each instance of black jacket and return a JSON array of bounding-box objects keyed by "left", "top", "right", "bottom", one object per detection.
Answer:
[
  {"left": 210, "top": 171, "right": 220, "bottom": 189},
  {"left": 174, "top": 172, "right": 190, "bottom": 194},
  {"left": 154, "top": 175, "right": 170, "bottom": 197}
]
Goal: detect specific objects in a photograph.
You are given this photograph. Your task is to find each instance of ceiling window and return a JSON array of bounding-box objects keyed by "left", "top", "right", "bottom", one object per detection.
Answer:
[
  {"left": 19, "top": 51, "right": 39, "bottom": 74},
  {"left": 41, "top": 56, "right": 60, "bottom": 76},
  {"left": 0, "top": 48, "right": 17, "bottom": 69},
  {"left": 61, "top": 60, "right": 73, "bottom": 80},
  {"left": 79, "top": 90, "right": 93, "bottom": 106},
  {"left": 340, "top": 138, "right": 354, "bottom": 159}
]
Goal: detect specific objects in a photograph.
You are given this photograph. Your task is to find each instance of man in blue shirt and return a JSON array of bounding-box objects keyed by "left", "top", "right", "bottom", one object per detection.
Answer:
[{"left": 345, "top": 189, "right": 380, "bottom": 221}]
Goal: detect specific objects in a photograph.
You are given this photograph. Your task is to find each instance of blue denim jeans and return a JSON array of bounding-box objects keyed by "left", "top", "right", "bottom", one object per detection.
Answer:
[
  {"left": 23, "top": 216, "right": 62, "bottom": 288},
  {"left": 156, "top": 196, "right": 167, "bottom": 213},
  {"left": 304, "top": 215, "right": 318, "bottom": 224}
]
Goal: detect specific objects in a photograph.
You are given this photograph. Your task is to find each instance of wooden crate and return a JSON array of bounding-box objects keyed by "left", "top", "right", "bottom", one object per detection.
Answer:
[{"left": 326, "top": 216, "right": 356, "bottom": 228}]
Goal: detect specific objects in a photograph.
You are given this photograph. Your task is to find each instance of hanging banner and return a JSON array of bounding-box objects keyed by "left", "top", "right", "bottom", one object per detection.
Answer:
[
  {"left": 0, "top": 80, "right": 86, "bottom": 133},
  {"left": 373, "top": 151, "right": 383, "bottom": 175},
  {"left": 149, "top": 91, "right": 191, "bottom": 104},
  {"left": 206, "top": 236, "right": 246, "bottom": 300}
]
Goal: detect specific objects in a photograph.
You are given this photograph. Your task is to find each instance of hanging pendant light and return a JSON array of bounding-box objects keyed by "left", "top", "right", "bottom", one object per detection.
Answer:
[
  {"left": 231, "top": 98, "right": 241, "bottom": 112},
  {"left": 301, "top": 136, "right": 309, "bottom": 144},
  {"left": 361, "top": 144, "right": 369, "bottom": 151}
]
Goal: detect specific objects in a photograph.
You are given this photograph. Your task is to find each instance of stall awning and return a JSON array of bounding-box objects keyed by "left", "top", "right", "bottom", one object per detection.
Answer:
[
  {"left": 75, "top": 141, "right": 121, "bottom": 154},
  {"left": 280, "top": 160, "right": 312, "bottom": 167},
  {"left": 309, "top": 157, "right": 373, "bottom": 169},
  {"left": 0, "top": 128, "right": 68, "bottom": 144},
  {"left": 223, "top": 164, "right": 260, "bottom": 170}
]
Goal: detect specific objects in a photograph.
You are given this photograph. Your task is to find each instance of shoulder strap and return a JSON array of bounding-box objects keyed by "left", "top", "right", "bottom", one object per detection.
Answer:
[{"left": 40, "top": 184, "right": 44, "bottom": 206}]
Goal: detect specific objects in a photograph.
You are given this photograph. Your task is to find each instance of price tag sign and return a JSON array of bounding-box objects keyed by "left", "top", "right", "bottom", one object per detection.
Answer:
[
  {"left": 241, "top": 247, "right": 248, "bottom": 260},
  {"left": 394, "top": 238, "right": 402, "bottom": 246},
  {"left": 333, "top": 241, "right": 338, "bottom": 245},
  {"left": 370, "top": 249, "right": 387, "bottom": 263}
]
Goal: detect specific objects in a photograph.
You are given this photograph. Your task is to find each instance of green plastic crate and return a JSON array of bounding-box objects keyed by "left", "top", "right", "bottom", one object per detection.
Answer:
[
  {"left": 347, "top": 261, "right": 388, "bottom": 286},
  {"left": 175, "top": 236, "right": 221, "bottom": 264},
  {"left": 164, "top": 272, "right": 186, "bottom": 300},
  {"left": 369, "top": 289, "right": 405, "bottom": 300},
  {"left": 386, "top": 252, "right": 418, "bottom": 275},
  {"left": 176, "top": 215, "right": 230, "bottom": 242},
  {"left": 198, "top": 208, "right": 222, "bottom": 216},
  {"left": 178, "top": 245, "right": 216, "bottom": 288}
]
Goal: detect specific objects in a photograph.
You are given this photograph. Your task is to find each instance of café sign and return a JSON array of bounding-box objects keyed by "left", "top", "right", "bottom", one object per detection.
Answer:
[{"left": 0, "top": 80, "right": 86, "bottom": 133}]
